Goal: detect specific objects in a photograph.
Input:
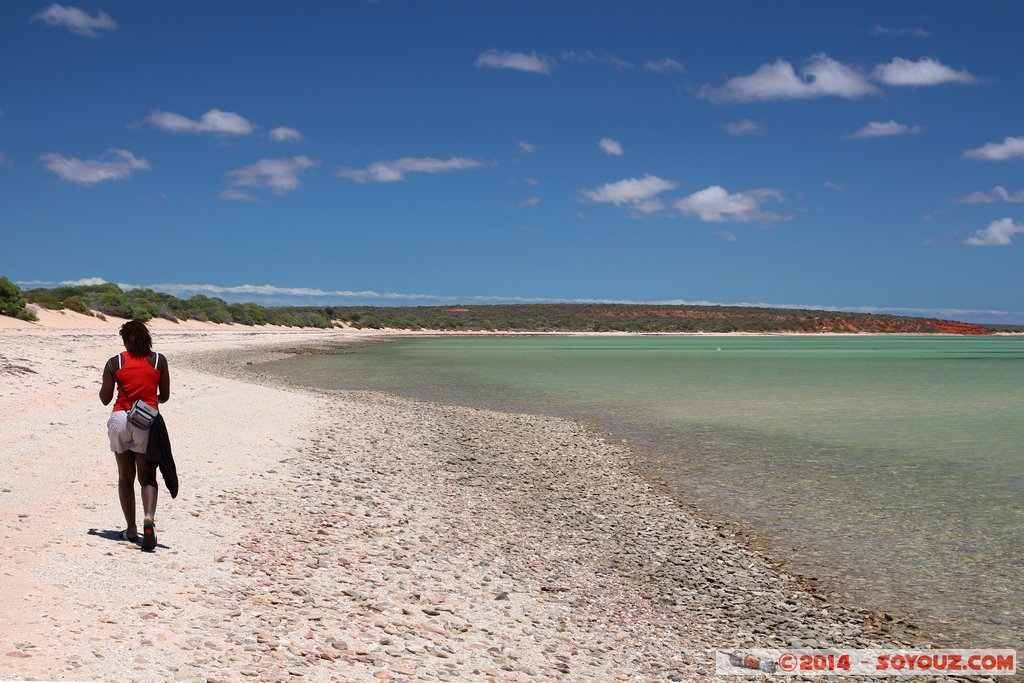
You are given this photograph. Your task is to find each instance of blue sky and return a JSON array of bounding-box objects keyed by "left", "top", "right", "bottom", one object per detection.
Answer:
[{"left": 2, "top": 1, "right": 1023, "bottom": 322}]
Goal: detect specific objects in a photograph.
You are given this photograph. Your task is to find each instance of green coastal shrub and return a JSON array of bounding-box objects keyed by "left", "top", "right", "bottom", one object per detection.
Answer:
[
  {"left": 0, "top": 276, "right": 25, "bottom": 313},
  {"left": 185, "top": 295, "right": 231, "bottom": 324},
  {"left": 229, "top": 302, "right": 268, "bottom": 326},
  {"left": 0, "top": 276, "right": 37, "bottom": 321},
  {"left": 26, "top": 291, "right": 65, "bottom": 310},
  {"left": 61, "top": 295, "right": 91, "bottom": 315},
  {"left": 97, "top": 291, "right": 129, "bottom": 318}
]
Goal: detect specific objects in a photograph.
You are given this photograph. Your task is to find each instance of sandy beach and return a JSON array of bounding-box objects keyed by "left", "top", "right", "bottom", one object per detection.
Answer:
[{"left": 1, "top": 310, "right": 960, "bottom": 682}]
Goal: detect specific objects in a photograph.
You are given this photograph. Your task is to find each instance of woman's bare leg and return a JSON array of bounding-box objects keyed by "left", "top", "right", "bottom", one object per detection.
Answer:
[
  {"left": 134, "top": 452, "right": 159, "bottom": 522},
  {"left": 115, "top": 451, "right": 138, "bottom": 538}
]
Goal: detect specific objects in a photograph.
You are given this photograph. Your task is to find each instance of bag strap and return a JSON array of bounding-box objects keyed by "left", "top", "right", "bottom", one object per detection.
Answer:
[{"left": 108, "top": 353, "right": 138, "bottom": 404}]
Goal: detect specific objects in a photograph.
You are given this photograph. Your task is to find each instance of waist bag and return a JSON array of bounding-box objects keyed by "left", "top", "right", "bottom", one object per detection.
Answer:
[
  {"left": 127, "top": 398, "right": 159, "bottom": 429},
  {"left": 109, "top": 353, "right": 160, "bottom": 430}
]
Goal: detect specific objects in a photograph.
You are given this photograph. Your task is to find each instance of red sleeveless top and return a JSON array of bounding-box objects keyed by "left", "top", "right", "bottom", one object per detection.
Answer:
[{"left": 112, "top": 351, "right": 161, "bottom": 412}]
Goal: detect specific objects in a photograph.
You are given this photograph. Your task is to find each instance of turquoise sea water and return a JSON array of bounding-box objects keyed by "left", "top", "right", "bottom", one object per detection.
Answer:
[{"left": 261, "top": 335, "right": 1024, "bottom": 647}]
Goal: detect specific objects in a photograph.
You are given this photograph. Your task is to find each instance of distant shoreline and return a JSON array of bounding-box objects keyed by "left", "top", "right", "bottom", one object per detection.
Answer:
[{"left": 2, "top": 304, "right": 1019, "bottom": 335}]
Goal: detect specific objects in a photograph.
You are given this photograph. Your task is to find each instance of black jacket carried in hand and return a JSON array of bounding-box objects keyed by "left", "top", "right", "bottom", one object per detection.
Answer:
[{"left": 145, "top": 413, "right": 179, "bottom": 499}]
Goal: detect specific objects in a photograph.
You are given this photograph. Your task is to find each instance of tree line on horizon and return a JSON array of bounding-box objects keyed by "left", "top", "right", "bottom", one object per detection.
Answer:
[{"left": 0, "top": 278, "right": 994, "bottom": 334}]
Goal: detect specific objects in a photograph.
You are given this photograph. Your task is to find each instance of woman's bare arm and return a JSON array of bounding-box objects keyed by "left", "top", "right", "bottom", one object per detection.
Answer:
[
  {"left": 158, "top": 356, "right": 170, "bottom": 403},
  {"left": 99, "top": 360, "right": 115, "bottom": 405}
]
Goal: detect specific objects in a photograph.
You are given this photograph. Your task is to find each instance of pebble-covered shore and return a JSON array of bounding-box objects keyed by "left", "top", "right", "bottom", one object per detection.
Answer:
[{"left": 159, "top": 342, "right": 984, "bottom": 683}]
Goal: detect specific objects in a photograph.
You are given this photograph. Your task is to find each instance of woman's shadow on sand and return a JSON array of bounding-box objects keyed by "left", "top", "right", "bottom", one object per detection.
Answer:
[{"left": 87, "top": 527, "right": 170, "bottom": 550}]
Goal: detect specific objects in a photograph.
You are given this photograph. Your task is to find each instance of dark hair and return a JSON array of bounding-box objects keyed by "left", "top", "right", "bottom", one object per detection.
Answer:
[{"left": 120, "top": 320, "right": 153, "bottom": 356}]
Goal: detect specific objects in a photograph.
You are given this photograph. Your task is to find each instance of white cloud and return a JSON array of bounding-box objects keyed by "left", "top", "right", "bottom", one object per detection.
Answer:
[
  {"left": 644, "top": 58, "right": 684, "bottom": 74},
  {"left": 581, "top": 174, "right": 677, "bottom": 213},
  {"left": 598, "top": 138, "right": 624, "bottom": 156},
  {"left": 699, "top": 53, "right": 879, "bottom": 103},
  {"left": 517, "top": 141, "right": 537, "bottom": 155},
  {"left": 715, "top": 230, "right": 737, "bottom": 242},
  {"left": 268, "top": 126, "right": 302, "bottom": 142},
  {"left": 823, "top": 180, "right": 848, "bottom": 191},
  {"left": 226, "top": 156, "right": 318, "bottom": 194},
  {"left": 872, "top": 57, "right": 976, "bottom": 86},
  {"left": 475, "top": 49, "right": 554, "bottom": 75},
  {"left": 60, "top": 277, "right": 109, "bottom": 286},
  {"left": 0, "top": 152, "right": 11, "bottom": 165},
  {"left": 674, "top": 185, "right": 786, "bottom": 222},
  {"left": 147, "top": 109, "right": 255, "bottom": 135},
  {"left": 606, "top": 55, "right": 634, "bottom": 71},
  {"left": 525, "top": 176, "right": 540, "bottom": 186},
  {"left": 870, "top": 25, "right": 931, "bottom": 38},
  {"left": 218, "top": 189, "right": 258, "bottom": 202},
  {"left": 953, "top": 191, "right": 995, "bottom": 205},
  {"left": 32, "top": 4, "right": 116, "bottom": 37},
  {"left": 118, "top": 281, "right": 582, "bottom": 305},
  {"left": 560, "top": 50, "right": 593, "bottom": 63},
  {"left": 965, "top": 218, "right": 1024, "bottom": 246},
  {"left": 561, "top": 51, "right": 633, "bottom": 71},
  {"left": 850, "top": 120, "right": 924, "bottom": 138},
  {"left": 724, "top": 119, "right": 762, "bottom": 136},
  {"left": 41, "top": 149, "right": 149, "bottom": 185},
  {"left": 338, "top": 156, "right": 488, "bottom": 183},
  {"left": 953, "top": 186, "right": 1024, "bottom": 204},
  {"left": 963, "top": 136, "right": 1024, "bottom": 161},
  {"left": 137, "top": 281, "right": 450, "bottom": 302},
  {"left": 35, "top": 278, "right": 662, "bottom": 306},
  {"left": 520, "top": 197, "right": 541, "bottom": 208}
]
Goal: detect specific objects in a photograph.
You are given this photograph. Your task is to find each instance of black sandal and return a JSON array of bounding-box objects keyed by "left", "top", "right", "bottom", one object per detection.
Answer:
[
  {"left": 142, "top": 519, "right": 157, "bottom": 551},
  {"left": 119, "top": 529, "right": 139, "bottom": 543}
]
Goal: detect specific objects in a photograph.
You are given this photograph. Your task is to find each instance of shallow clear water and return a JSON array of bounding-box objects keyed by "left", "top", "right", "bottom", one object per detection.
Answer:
[{"left": 261, "top": 335, "right": 1024, "bottom": 647}]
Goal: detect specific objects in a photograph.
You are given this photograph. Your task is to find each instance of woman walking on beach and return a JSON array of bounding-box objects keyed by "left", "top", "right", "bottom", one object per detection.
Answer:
[{"left": 99, "top": 320, "right": 170, "bottom": 551}]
